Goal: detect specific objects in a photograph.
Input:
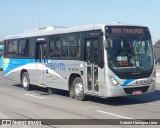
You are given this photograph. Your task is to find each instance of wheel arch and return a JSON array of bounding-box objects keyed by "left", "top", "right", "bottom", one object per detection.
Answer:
[{"left": 68, "top": 73, "right": 82, "bottom": 90}]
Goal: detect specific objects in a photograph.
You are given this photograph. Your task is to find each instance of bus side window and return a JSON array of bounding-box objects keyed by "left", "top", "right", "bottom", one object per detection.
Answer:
[
  {"left": 62, "top": 33, "right": 81, "bottom": 59},
  {"left": 49, "top": 36, "right": 61, "bottom": 58},
  {"left": 4, "top": 41, "right": 8, "bottom": 57},
  {"left": 8, "top": 40, "right": 18, "bottom": 57},
  {"left": 29, "top": 38, "right": 35, "bottom": 58},
  {"left": 54, "top": 36, "right": 61, "bottom": 57},
  {"left": 19, "top": 39, "right": 29, "bottom": 57}
]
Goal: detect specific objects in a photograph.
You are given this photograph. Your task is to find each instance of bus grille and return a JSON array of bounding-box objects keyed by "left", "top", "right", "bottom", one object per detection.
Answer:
[
  {"left": 117, "top": 72, "right": 152, "bottom": 79},
  {"left": 124, "top": 86, "right": 149, "bottom": 94}
]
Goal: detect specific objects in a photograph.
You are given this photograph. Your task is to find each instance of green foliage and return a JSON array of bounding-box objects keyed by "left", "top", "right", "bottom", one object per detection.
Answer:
[
  {"left": 155, "top": 39, "right": 160, "bottom": 45},
  {"left": 154, "top": 39, "right": 160, "bottom": 54},
  {"left": 0, "top": 41, "right": 3, "bottom": 45},
  {"left": 154, "top": 39, "right": 160, "bottom": 47}
]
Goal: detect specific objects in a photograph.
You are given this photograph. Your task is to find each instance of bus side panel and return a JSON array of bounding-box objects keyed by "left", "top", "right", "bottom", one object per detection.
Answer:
[
  {"left": 45, "top": 60, "right": 83, "bottom": 90},
  {"left": 45, "top": 59, "right": 67, "bottom": 90},
  {"left": 27, "top": 61, "right": 37, "bottom": 85},
  {"left": 3, "top": 58, "right": 36, "bottom": 83},
  {"left": 98, "top": 67, "right": 106, "bottom": 97},
  {"left": 0, "top": 57, "right": 3, "bottom": 69}
]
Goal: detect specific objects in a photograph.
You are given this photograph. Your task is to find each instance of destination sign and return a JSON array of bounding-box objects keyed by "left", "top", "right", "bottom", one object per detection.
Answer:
[
  {"left": 111, "top": 28, "right": 143, "bottom": 34},
  {"left": 106, "top": 26, "right": 150, "bottom": 36}
]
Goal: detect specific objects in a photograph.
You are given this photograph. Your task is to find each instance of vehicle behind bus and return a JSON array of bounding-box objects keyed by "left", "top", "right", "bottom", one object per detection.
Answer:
[
  {"left": 0, "top": 45, "right": 4, "bottom": 70},
  {"left": 3, "top": 24, "right": 156, "bottom": 101}
]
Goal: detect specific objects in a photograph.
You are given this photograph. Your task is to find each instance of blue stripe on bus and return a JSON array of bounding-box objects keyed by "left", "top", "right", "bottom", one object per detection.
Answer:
[
  {"left": 3, "top": 58, "right": 36, "bottom": 76},
  {"left": 114, "top": 75, "right": 135, "bottom": 87},
  {"left": 0, "top": 45, "right": 4, "bottom": 49},
  {"left": 0, "top": 45, "right": 4, "bottom": 69}
]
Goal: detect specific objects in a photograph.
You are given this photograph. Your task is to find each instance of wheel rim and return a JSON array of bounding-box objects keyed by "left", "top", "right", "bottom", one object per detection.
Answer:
[
  {"left": 75, "top": 83, "right": 83, "bottom": 96},
  {"left": 23, "top": 75, "right": 28, "bottom": 88}
]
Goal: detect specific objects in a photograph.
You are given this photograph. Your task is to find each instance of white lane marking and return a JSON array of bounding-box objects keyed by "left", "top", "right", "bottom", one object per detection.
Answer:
[
  {"left": 96, "top": 110, "right": 134, "bottom": 119},
  {"left": 25, "top": 94, "right": 45, "bottom": 99}
]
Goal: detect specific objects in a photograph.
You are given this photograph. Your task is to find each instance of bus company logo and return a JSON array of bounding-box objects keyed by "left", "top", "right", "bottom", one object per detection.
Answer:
[{"left": 46, "top": 63, "right": 65, "bottom": 70}]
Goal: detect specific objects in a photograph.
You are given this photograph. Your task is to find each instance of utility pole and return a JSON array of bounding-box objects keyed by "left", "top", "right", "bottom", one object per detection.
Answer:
[{"left": 36, "top": 0, "right": 39, "bottom": 30}]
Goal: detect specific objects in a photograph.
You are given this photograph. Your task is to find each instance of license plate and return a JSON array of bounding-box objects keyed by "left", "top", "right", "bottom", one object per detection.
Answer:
[{"left": 133, "top": 90, "right": 142, "bottom": 95}]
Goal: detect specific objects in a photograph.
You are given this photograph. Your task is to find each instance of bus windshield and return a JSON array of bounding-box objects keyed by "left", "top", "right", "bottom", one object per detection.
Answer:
[{"left": 107, "top": 37, "right": 154, "bottom": 73}]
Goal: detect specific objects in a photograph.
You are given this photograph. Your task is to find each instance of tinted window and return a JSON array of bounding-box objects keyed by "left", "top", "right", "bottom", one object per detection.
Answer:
[
  {"left": 4, "top": 41, "right": 8, "bottom": 57},
  {"left": 62, "top": 34, "right": 80, "bottom": 58},
  {"left": 49, "top": 36, "right": 61, "bottom": 58},
  {"left": 0, "top": 49, "right": 2, "bottom": 57},
  {"left": 107, "top": 37, "right": 154, "bottom": 73},
  {"left": 8, "top": 40, "right": 18, "bottom": 57},
  {"left": 29, "top": 38, "right": 35, "bottom": 58},
  {"left": 19, "top": 39, "right": 29, "bottom": 57}
]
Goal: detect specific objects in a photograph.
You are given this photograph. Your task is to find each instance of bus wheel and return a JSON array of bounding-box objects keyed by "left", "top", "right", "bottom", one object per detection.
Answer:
[
  {"left": 72, "top": 77, "right": 85, "bottom": 101},
  {"left": 22, "top": 72, "right": 32, "bottom": 90}
]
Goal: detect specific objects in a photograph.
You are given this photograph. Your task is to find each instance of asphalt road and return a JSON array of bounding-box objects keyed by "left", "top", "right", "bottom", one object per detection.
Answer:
[{"left": 0, "top": 67, "right": 160, "bottom": 128}]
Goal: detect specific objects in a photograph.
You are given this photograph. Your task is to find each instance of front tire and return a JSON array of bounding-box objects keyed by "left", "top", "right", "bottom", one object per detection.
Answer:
[
  {"left": 71, "top": 77, "right": 85, "bottom": 101},
  {"left": 22, "top": 72, "right": 32, "bottom": 90}
]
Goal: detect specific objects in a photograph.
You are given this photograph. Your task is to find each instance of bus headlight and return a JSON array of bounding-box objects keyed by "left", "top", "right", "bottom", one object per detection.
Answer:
[
  {"left": 152, "top": 73, "right": 156, "bottom": 83},
  {"left": 109, "top": 76, "right": 120, "bottom": 86}
]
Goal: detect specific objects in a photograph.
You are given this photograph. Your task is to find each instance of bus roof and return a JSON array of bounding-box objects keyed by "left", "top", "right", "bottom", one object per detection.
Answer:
[{"left": 5, "top": 23, "right": 148, "bottom": 40}]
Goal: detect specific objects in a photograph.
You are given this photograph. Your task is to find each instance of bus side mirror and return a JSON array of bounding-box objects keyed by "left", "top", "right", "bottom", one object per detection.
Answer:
[{"left": 105, "top": 40, "right": 109, "bottom": 50}]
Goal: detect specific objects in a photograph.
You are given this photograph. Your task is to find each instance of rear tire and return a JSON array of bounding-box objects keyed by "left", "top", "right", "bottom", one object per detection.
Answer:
[
  {"left": 69, "top": 81, "right": 74, "bottom": 98},
  {"left": 71, "top": 77, "right": 85, "bottom": 101},
  {"left": 22, "top": 72, "right": 32, "bottom": 90}
]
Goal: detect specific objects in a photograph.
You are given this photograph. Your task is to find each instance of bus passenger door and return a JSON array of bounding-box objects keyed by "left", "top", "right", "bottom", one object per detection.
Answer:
[
  {"left": 36, "top": 42, "right": 46, "bottom": 85},
  {"left": 86, "top": 38, "right": 99, "bottom": 94}
]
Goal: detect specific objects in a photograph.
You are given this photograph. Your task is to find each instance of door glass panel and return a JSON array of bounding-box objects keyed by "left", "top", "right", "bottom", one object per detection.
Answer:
[
  {"left": 36, "top": 42, "right": 46, "bottom": 85},
  {"left": 93, "top": 40, "right": 99, "bottom": 65},
  {"left": 87, "top": 66, "right": 92, "bottom": 91},
  {"left": 40, "top": 45, "right": 43, "bottom": 62},
  {"left": 94, "top": 67, "right": 99, "bottom": 92},
  {"left": 86, "top": 38, "right": 99, "bottom": 93},
  {"left": 42, "top": 44, "right": 46, "bottom": 62},
  {"left": 86, "top": 41, "right": 92, "bottom": 65},
  {"left": 37, "top": 43, "right": 46, "bottom": 63}
]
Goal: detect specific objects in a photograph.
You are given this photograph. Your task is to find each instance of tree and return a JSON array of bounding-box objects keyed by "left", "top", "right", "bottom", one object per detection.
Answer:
[
  {"left": 0, "top": 41, "right": 3, "bottom": 45},
  {"left": 155, "top": 39, "right": 160, "bottom": 45},
  {"left": 154, "top": 39, "right": 160, "bottom": 55},
  {"left": 156, "top": 39, "right": 160, "bottom": 44}
]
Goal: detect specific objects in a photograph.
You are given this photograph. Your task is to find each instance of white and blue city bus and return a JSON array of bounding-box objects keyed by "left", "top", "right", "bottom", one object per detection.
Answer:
[
  {"left": 0, "top": 45, "right": 4, "bottom": 70},
  {"left": 3, "top": 24, "right": 155, "bottom": 100}
]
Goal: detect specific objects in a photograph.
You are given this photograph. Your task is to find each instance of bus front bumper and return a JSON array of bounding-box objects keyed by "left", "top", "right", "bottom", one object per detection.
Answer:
[{"left": 106, "top": 84, "right": 155, "bottom": 97}]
